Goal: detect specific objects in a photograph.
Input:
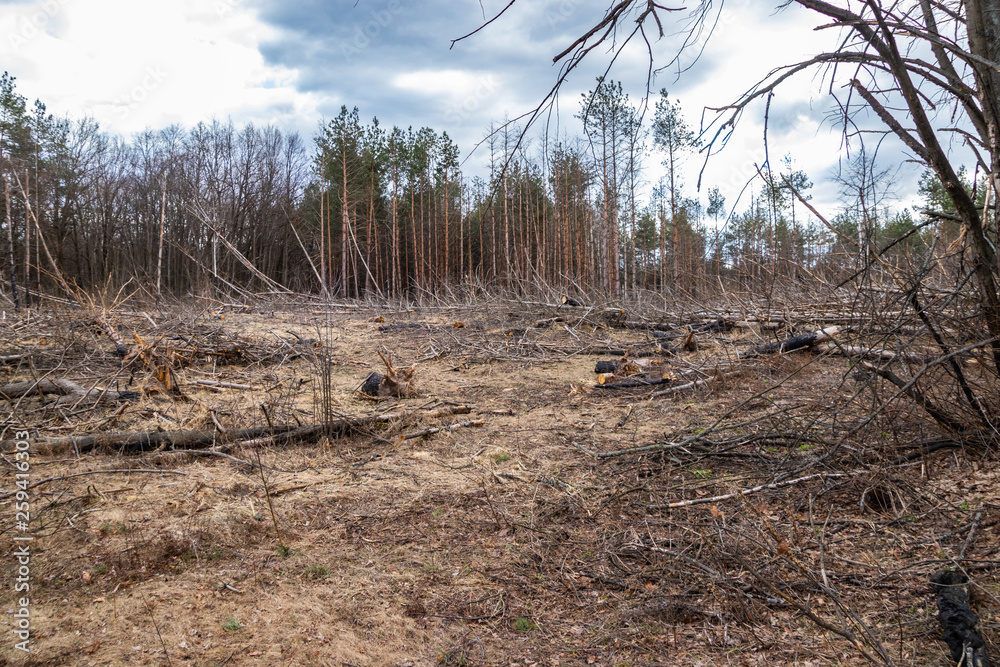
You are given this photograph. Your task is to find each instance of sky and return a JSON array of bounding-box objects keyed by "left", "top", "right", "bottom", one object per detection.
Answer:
[{"left": 0, "top": 0, "right": 929, "bottom": 217}]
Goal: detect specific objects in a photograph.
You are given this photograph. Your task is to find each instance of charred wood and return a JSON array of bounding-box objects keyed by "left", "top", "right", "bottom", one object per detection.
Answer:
[
  {"left": 930, "top": 571, "right": 990, "bottom": 667},
  {"left": 744, "top": 327, "right": 840, "bottom": 357}
]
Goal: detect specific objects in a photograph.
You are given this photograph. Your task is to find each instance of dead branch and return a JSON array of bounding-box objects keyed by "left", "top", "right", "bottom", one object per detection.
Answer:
[
  {"left": 814, "top": 342, "right": 943, "bottom": 364},
  {"left": 190, "top": 379, "right": 254, "bottom": 391},
  {"left": 861, "top": 362, "right": 968, "bottom": 433},
  {"left": 399, "top": 419, "right": 486, "bottom": 441},
  {"left": 647, "top": 472, "right": 856, "bottom": 509}
]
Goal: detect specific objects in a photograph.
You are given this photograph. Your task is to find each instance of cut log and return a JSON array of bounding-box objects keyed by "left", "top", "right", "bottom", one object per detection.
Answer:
[
  {"left": 561, "top": 296, "right": 584, "bottom": 307},
  {"left": 744, "top": 326, "right": 839, "bottom": 357},
  {"left": 930, "top": 571, "right": 990, "bottom": 667}
]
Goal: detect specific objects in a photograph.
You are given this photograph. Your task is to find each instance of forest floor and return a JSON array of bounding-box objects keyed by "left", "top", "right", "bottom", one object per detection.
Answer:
[{"left": 0, "top": 296, "right": 997, "bottom": 666}]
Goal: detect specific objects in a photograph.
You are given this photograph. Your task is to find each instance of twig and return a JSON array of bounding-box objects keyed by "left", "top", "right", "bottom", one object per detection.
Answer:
[
  {"left": 140, "top": 591, "right": 174, "bottom": 667},
  {"left": 257, "top": 404, "right": 286, "bottom": 551},
  {"left": 959, "top": 511, "right": 983, "bottom": 561},
  {"left": 399, "top": 419, "right": 486, "bottom": 441}
]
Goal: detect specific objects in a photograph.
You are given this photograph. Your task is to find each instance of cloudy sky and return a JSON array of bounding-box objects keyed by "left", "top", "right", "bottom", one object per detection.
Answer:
[{"left": 0, "top": 0, "right": 926, "bottom": 215}]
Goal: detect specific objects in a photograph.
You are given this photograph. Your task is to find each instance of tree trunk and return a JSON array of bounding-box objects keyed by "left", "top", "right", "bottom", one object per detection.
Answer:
[
  {"left": 967, "top": 0, "right": 1000, "bottom": 373},
  {"left": 4, "top": 172, "right": 20, "bottom": 311}
]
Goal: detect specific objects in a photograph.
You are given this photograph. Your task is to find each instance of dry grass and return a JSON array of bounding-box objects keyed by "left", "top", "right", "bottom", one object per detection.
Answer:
[{"left": 0, "top": 298, "right": 997, "bottom": 666}]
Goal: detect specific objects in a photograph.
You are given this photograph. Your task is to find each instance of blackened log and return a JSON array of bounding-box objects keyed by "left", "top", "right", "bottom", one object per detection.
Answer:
[
  {"left": 930, "top": 571, "right": 990, "bottom": 667},
  {"left": 744, "top": 326, "right": 839, "bottom": 357},
  {"left": 359, "top": 372, "right": 384, "bottom": 396},
  {"left": 561, "top": 296, "right": 584, "bottom": 307},
  {"left": 594, "top": 360, "right": 618, "bottom": 374}
]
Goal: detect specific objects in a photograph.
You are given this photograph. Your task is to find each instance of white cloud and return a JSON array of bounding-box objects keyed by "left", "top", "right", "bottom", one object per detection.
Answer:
[{"left": 1, "top": 0, "right": 315, "bottom": 133}]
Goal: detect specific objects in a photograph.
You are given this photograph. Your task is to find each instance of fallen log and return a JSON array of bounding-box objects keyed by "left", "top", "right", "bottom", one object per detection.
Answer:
[
  {"left": 0, "top": 379, "right": 138, "bottom": 406},
  {"left": 2, "top": 413, "right": 405, "bottom": 456},
  {"left": 0, "top": 353, "right": 30, "bottom": 364},
  {"left": 930, "top": 571, "right": 990, "bottom": 667},
  {"left": 561, "top": 296, "right": 585, "bottom": 307},
  {"left": 743, "top": 326, "right": 840, "bottom": 357},
  {"left": 596, "top": 376, "right": 673, "bottom": 389}
]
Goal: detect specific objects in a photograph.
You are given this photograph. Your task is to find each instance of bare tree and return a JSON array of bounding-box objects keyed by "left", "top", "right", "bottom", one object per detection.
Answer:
[{"left": 459, "top": 1, "right": 1000, "bottom": 372}]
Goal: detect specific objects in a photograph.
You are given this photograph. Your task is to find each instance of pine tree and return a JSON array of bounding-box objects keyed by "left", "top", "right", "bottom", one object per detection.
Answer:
[{"left": 652, "top": 89, "right": 696, "bottom": 290}]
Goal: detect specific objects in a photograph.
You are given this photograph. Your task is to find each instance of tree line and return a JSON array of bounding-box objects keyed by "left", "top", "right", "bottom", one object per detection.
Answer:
[{"left": 1, "top": 71, "right": 943, "bottom": 304}]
